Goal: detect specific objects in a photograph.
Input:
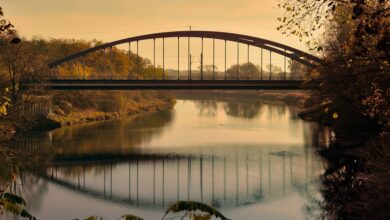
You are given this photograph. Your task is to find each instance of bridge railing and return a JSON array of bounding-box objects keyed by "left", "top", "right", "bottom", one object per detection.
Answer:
[{"left": 50, "top": 74, "right": 306, "bottom": 81}]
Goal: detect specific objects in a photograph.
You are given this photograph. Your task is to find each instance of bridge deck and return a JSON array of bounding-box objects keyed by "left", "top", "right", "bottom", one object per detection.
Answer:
[{"left": 47, "top": 79, "right": 308, "bottom": 90}]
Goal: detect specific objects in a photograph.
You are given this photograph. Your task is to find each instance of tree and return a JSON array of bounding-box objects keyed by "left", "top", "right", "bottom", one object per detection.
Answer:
[
  {"left": 0, "top": 192, "right": 36, "bottom": 220},
  {"left": 197, "top": 64, "right": 218, "bottom": 79},
  {"left": 225, "top": 62, "right": 261, "bottom": 80},
  {"left": 0, "top": 40, "right": 48, "bottom": 105},
  {"left": 0, "top": 6, "right": 19, "bottom": 43},
  {"left": 277, "top": 1, "right": 390, "bottom": 218},
  {"left": 226, "top": 64, "right": 240, "bottom": 80},
  {"left": 0, "top": 6, "right": 20, "bottom": 118},
  {"left": 277, "top": 0, "right": 389, "bottom": 52},
  {"left": 239, "top": 62, "right": 260, "bottom": 79},
  {"left": 288, "top": 60, "right": 308, "bottom": 78},
  {"left": 264, "top": 64, "right": 283, "bottom": 79},
  {"left": 278, "top": 0, "right": 390, "bottom": 130}
]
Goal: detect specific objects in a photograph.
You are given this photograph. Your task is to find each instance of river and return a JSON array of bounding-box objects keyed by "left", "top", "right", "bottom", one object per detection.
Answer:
[{"left": 1, "top": 95, "right": 327, "bottom": 220}]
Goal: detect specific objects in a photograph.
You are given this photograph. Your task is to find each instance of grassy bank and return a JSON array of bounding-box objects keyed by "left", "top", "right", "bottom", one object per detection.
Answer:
[
  {"left": 49, "top": 91, "right": 176, "bottom": 128},
  {"left": 0, "top": 91, "right": 176, "bottom": 141},
  {"left": 257, "top": 91, "right": 308, "bottom": 106}
]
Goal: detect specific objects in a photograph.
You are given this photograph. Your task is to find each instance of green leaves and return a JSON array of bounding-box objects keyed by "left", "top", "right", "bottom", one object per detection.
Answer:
[
  {"left": 72, "top": 202, "right": 228, "bottom": 220},
  {"left": 0, "top": 87, "right": 11, "bottom": 117},
  {"left": 0, "top": 192, "right": 36, "bottom": 220},
  {"left": 1, "top": 192, "right": 27, "bottom": 206},
  {"left": 72, "top": 214, "right": 144, "bottom": 220},
  {"left": 72, "top": 216, "right": 104, "bottom": 220},
  {"left": 276, "top": 0, "right": 337, "bottom": 46},
  {"left": 122, "top": 214, "right": 144, "bottom": 220},
  {"left": 84, "top": 216, "right": 103, "bottom": 220},
  {"left": 163, "top": 201, "right": 230, "bottom": 220},
  {"left": 0, "top": 6, "right": 16, "bottom": 36},
  {"left": 20, "top": 209, "right": 37, "bottom": 220}
]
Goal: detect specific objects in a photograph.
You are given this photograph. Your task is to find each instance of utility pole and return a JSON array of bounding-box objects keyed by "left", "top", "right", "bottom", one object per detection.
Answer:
[
  {"left": 200, "top": 53, "right": 203, "bottom": 80},
  {"left": 189, "top": 54, "right": 192, "bottom": 79},
  {"left": 201, "top": 37, "right": 204, "bottom": 80},
  {"left": 188, "top": 25, "right": 192, "bottom": 80}
]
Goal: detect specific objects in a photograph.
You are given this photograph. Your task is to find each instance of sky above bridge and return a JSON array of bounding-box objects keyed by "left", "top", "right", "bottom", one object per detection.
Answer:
[
  {"left": 3, "top": 0, "right": 306, "bottom": 49},
  {"left": 3, "top": 0, "right": 309, "bottom": 70}
]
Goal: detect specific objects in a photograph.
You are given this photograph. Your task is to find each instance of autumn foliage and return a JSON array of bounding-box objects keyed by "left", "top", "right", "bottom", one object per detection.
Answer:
[{"left": 279, "top": 0, "right": 389, "bottom": 133}]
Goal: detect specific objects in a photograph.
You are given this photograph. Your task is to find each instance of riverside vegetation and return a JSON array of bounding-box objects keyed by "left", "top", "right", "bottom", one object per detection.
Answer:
[{"left": 278, "top": 0, "right": 389, "bottom": 219}]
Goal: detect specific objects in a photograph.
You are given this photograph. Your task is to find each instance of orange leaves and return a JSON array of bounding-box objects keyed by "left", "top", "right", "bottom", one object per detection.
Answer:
[
  {"left": 0, "top": 6, "right": 17, "bottom": 37},
  {"left": 361, "top": 83, "right": 390, "bottom": 125}
]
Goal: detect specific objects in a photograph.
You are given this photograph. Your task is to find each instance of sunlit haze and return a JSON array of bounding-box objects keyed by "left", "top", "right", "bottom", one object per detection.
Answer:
[{"left": 3, "top": 0, "right": 306, "bottom": 51}]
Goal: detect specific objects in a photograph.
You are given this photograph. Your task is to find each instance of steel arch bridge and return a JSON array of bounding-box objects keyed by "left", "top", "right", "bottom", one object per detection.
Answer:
[{"left": 48, "top": 31, "right": 322, "bottom": 90}]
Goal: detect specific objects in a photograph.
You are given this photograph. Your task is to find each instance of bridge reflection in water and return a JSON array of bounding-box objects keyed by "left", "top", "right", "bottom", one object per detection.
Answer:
[
  {"left": 43, "top": 146, "right": 321, "bottom": 210},
  {"left": 5, "top": 99, "right": 332, "bottom": 219}
]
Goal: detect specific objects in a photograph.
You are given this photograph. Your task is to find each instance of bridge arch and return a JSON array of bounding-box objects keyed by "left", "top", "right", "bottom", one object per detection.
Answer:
[{"left": 49, "top": 30, "right": 322, "bottom": 69}]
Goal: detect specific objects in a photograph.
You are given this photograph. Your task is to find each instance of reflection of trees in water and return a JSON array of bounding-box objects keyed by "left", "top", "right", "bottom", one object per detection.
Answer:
[
  {"left": 303, "top": 126, "right": 375, "bottom": 219},
  {"left": 309, "top": 126, "right": 333, "bottom": 148},
  {"left": 0, "top": 134, "right": 53, "bottom": 217},
  {"left": 266, "top": 104, "right": 288, "bottom": 119},
  {"left": 288, "top": 107, "right": 301, "bottom": 121},
  {"left": 223, "top": 102, "right": 263, "bottom": 119},
  {"left": 51, "top": 163, "right": 103, "bottom": 178},
  {"left": 193, "top": 98, "right": 303, "bottom": 120},
  {"left": 235, "top": 101, "right": 291, "bottom": 120},
  {"left": 0, "top": 133, "right": 54, "bottom": 182},
  {"left": 50, "top": 110, "right": 174, "bottom": 155},
  {"left": 192, "top": 99, "right": 265, "bottom": 119},
  {"left": 125, "top": 109, "right": 174, "bottom": 129},
  {"left": 194, "top": 100, "right": 218, "bottom": 116},
  {"left": 19, "top": 174, "right": 48, "bottom": 212}
]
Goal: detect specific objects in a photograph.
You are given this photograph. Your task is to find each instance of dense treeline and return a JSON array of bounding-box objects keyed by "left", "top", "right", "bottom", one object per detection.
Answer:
[
  {"left": 176, "top": 60, "right": 307, "bottom": 80},
  {"left": 316, "top": 5, "right": 388, "bottom": 136},
  {"left": 278, "top": 0, "right": 389, "bottom": 219},
  {"left": 279, "top": 0, "right": 389, "bottom": 134},
  {"left": 52, "top": 39, "right": 163, "bottom": 80}
]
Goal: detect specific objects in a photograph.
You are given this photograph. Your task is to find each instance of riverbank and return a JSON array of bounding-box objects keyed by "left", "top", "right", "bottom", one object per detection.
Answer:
[
  {"left": 298, "top": 98, "right": 390, "bottom": 219},
  {"left": 49, "top": 96, "right": 175, "bottom": 128},
  {"left": 317, "top": 131, "right": 390, "bottom": 219},
  {"left": 0, "top": 122, "right": 16, "bottom": 142},
  {"left": 0, "top": 92, "right": 176, "bottom": 141}
]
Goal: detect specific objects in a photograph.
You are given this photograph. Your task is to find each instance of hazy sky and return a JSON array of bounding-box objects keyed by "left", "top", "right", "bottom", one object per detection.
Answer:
[
  {"left": 2, "top": 0, "right": 306, "bottom": 48},
  {"left": 2, "top": 0, "right": 307, "bottom": 69}
]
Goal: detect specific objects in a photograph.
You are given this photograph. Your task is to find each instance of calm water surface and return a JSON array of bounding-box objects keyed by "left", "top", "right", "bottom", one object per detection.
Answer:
[{"left": 2, "top": 97, "right": 326, "bottom": 220}]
